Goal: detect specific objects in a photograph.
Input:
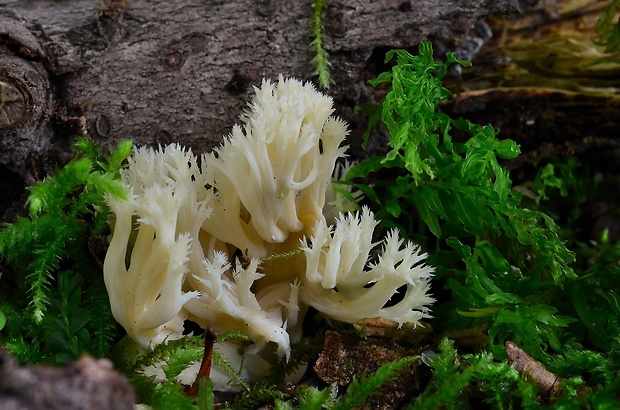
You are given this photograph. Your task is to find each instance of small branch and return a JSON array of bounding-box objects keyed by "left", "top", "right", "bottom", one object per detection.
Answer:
[{"left": 505, "top": 340, "right": 562, "bottom": 397}]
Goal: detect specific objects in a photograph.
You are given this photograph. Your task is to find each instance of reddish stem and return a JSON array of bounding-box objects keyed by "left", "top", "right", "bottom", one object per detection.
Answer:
[{"left": 186, "top": 326, "right": 216, "bottom": 396}]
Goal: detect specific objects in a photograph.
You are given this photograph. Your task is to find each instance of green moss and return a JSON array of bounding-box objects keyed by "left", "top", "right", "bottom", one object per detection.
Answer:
[
  {"left": 0, "top": 135, "right": 131, "bottom": 363},
  {"left": 310, "top": 0, "right": 332, "bottom": 88}
]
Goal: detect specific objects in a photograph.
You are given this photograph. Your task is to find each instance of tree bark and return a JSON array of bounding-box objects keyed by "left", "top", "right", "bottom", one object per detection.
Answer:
[
  {"left": 0, "top": 1, "right": 534, "bottom": 157},
  {"left": 0, "top": 0, "right": 536, "bottom": 219}
]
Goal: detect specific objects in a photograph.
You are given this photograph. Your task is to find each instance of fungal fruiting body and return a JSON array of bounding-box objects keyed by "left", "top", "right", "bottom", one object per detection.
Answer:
[{"left": 104, "top": 76, "right": 434, "bottom": 390}]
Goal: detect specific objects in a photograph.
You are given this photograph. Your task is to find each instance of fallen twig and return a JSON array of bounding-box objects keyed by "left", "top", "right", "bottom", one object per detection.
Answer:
[{"left": 505, "top": 340, "right": 562, "bottom": 397}]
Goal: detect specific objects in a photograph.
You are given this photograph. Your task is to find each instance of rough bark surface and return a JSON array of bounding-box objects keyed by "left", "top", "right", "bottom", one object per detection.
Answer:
[
  {"left": 0, "top": 347, "right": 135, "bottom": 410},
  {"left": 0, "top": 0, "right": 534, "bottom": 209}
]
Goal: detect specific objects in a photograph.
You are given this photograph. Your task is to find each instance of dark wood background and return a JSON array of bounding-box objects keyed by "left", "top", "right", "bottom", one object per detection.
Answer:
[{"left": 0, "top": 0, "right": 561, "bottom": 221}]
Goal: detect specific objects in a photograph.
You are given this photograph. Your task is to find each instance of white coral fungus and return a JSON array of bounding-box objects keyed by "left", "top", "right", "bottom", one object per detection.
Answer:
[
  {"left": 104, "top": 76, "right": 434, "bottom": 389},
  {"left": 301, "top": 207, "right": 434, "bottom": 325}
]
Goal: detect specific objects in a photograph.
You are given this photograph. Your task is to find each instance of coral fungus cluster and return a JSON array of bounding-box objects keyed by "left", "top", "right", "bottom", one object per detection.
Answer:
[{"left": 103, "top": 76, "right": 434, "bottom": 387}]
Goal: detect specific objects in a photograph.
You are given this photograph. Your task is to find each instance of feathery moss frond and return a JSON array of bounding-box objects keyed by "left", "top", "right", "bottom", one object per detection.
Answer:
[
  {"left": 130, "top": 335, "right": 204, "bottom": 373},
  {"left": 310, "top": 0, "right": 332, "bottom": 88},
  {"left": 83, "top": 270, "right": 118, "bottom": 358},
  {"left": 229, "top": 379, "right": 287, "bottom": 410},
  {"left": 0, "top": 135, "right": 131, "bottom": 363},
  {"left": 593, "top": 0, "right": 620, "bottom": 53},
  {"left": 346, "top": 42, "right": 577, "bottom": 363}
]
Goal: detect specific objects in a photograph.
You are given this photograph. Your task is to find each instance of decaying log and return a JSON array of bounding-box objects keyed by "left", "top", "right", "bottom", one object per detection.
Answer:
[
  {"left": 0, "top": 347, "right": 135, "bottom": 410},
  {"left": 0, "top": 0, "right": 536, "bottom": 219},
  {"left": 441, "top": 88, "right": 620, "bottom": 171},
  {"left": 440, "top": 0, "right": 620, "bottom": 172}
]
